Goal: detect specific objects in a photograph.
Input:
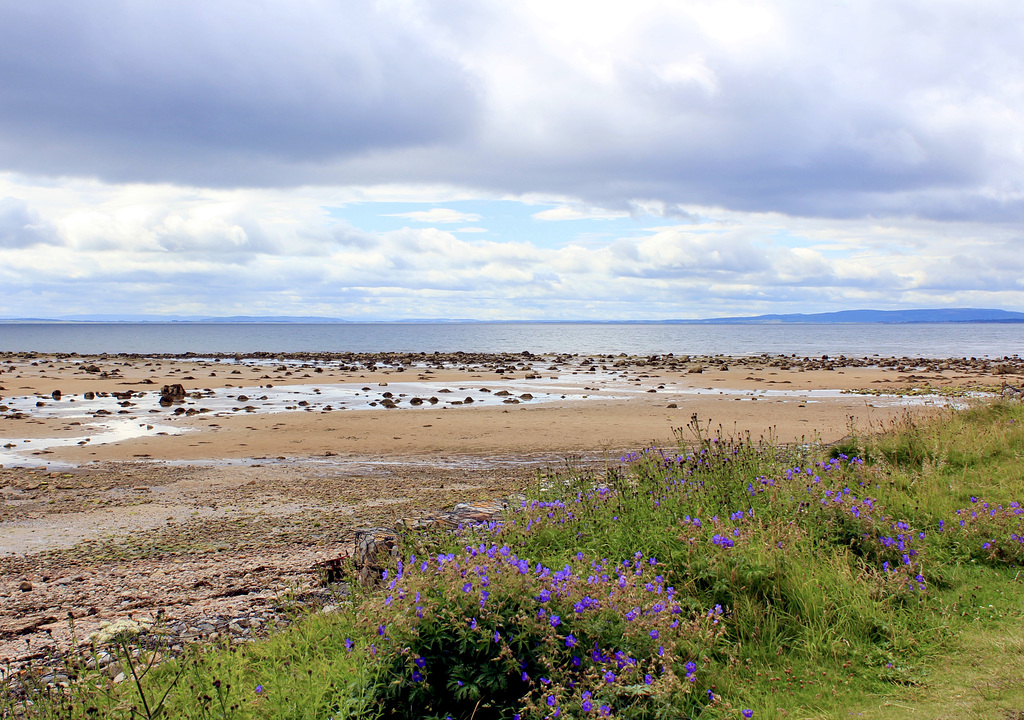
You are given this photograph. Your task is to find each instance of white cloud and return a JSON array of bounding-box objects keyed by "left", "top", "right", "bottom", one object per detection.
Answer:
[
  {"left": 532, "top": 204, "right": 629, "bottom": 221},
  {"left": 0, "top": 197, "right": 60, "bottom": 248},
  {"left": 4, "top": 171, "right": 1022, "bottom": 319}
]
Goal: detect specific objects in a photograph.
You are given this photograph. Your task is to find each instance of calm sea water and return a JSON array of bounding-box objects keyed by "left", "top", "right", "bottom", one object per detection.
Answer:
[{"left": 0, "top": 322, "right": 1021, "bottom": 358}]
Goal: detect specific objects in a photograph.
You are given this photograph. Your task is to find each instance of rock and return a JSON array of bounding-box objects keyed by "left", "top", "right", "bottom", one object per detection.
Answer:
[
  {"left": 51, "top": 390, "right": 62, "bottom": 400},
  {"left": 159, "top": 384, "right": 187, "bottom": 405},
  {"left": 688, "top": 365, "right": 703, "bottom": 374},
  {"left": 337, "top": 528, "right": 400, "bottom": 585},
  {"left": 85, "top": 651, "right": 114, "bottom": 670},
  {"left": 40, "top": 672, "right": 70, "bottom": 686},
  {"left": 84, "top": 391, "right": 96, "bottom": 399},
  {"left": 19, "top": 581, "right": 32, "bottom": 592}
]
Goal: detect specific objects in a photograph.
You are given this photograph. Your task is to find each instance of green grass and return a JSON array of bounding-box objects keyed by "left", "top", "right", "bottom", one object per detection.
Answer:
[{"left": 4, "top": 401, "right": 1024, "bottom": 719}]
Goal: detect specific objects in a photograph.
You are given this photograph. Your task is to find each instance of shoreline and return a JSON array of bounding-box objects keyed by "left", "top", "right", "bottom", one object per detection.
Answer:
[
  {"left": 2, "top": 350, "right": 1019, "bottom": 468},
  {"left": 3, "top": 350, "right": 1017, "bottom": 468}
]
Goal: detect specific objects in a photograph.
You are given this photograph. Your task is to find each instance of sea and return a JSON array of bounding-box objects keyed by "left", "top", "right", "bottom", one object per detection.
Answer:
[{"left": 0, "top": 322, "right": 1022, "bottom": 358}]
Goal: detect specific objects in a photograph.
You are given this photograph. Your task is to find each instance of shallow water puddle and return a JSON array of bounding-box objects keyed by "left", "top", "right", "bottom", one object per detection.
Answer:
[
  {"left": 0, "top": 419, "right": 186, "bottom": 468},
  {"left": 0, "top": 374, "right": 637, "bottom": 423}
]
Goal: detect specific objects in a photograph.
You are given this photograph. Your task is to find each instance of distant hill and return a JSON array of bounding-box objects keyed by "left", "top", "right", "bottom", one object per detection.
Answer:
[
  {"left": 675, "top": 308, "right": 1024, "bottom": 324},
  {"left": 1, "top": 308, "right": 1022, "bottom": 324},
  {"left": 19, "top": 314, "right": 354, "bottom": 323}
]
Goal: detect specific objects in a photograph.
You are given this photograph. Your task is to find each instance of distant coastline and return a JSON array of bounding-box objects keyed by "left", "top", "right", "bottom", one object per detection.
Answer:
[
  {"left": 0, "top": 319, "right": 1019, "bottom": 357},
  {"left": 2, "top": 308, "right": 1023, "bottom": 324}
]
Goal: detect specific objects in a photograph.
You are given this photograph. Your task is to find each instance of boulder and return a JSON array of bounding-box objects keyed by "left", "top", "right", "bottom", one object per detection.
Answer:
[{"left": 159, "top": 384, "right": 187, "bottom": 405}]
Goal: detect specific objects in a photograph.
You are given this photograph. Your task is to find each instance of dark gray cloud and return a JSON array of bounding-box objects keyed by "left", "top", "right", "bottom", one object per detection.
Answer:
[
  {"left": 0, "top": 1, "right": 479, "bottom": 185},
  {"left": 0, "top": 1, "right": 1022, "bottom": 225}
]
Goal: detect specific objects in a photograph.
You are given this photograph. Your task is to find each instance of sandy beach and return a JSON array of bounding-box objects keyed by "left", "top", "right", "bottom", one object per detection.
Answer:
[{"left": 1, "top": 350, "right": 1020, "bottom": 664}]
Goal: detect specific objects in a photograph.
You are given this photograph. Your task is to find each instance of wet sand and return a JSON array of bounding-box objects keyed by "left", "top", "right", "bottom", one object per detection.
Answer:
[
  {"left": 4, "top": 350, "right": 1014, "bottom": 464},
  {"left": 1, "top": 350, "right": 1019, "bottom": 664}
]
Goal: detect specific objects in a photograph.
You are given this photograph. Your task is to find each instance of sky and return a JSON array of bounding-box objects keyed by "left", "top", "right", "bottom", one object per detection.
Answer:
[{"left": 1, "top": 0, "right": 1023, "bottom": 321}]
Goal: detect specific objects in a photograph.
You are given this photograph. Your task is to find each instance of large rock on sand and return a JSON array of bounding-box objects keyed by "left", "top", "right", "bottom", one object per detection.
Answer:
[{"left": 159, "top": 384, "right": 187, "bottom": 406}]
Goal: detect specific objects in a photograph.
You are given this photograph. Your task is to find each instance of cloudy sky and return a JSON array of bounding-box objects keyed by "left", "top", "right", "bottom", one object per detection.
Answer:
[{"left": 1, "top": 0, "right": 1022, "bottom": 320}]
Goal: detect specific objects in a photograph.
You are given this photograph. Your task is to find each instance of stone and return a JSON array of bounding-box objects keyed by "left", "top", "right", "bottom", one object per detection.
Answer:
[
  {"left": 85, "top": 651, "right": 114, "bottom": 670},
  {"left": 159, "top": 384, "right": 187, "bottom": 405},
  {"left": 18, "top": 581, "right": 32, "bottom": 592}
]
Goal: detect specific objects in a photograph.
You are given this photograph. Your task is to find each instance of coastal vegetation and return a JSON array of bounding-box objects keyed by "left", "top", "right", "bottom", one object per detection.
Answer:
[{"left": 4, "top": 401, "right": 1024, "bottom": 719}]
